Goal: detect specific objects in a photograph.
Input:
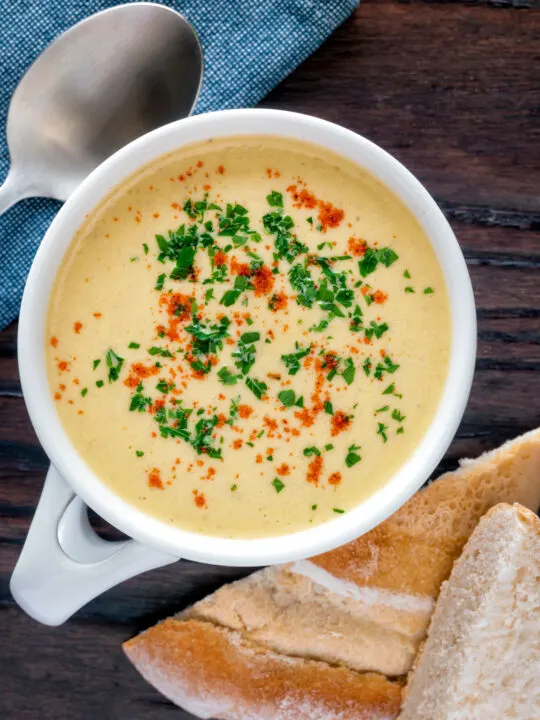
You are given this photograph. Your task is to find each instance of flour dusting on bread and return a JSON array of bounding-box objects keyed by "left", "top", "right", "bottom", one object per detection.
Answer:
[{"left": 124, "top": 428, "right": 540, "bottom": 719}]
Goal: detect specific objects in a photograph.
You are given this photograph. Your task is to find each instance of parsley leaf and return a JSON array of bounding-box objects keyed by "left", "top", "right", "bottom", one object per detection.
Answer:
[
  {"left": 105, "top": 349, "right": 124, "bottom": 383},
  {"left": 281, "top": 344, "right": 311, "bottom": 375},
  {"left": 148, "top": 346, "right": 174, "bottom": 358},
  {"left": 364, "top": 321, "right": 389, "bottom": 341},
  {"left": 266, "top": 191, "right": 283, "bottom": 207},
  {"left": 245, "top": 377, "right": 268, "bottom": 400},
  {"left": 288, "top": 264, "right": 317, "bottom": 308},
  {"left": 345, "top": 443, "right": 362, "bottom": 467},
  {"left": 272, "top": 478, "right": 285, "bottom": 493},
  {"left": 155, "top": 273, "right": 165, "bottom": 291},
  {"left": 278, "top": 389, "right": 303, "bottom": 408},
  {"left": 217, "top": 367, "right": 239, "bottom": 385},
  {"left": 341, "top": 358, "right": 356, "bottom": 385}
]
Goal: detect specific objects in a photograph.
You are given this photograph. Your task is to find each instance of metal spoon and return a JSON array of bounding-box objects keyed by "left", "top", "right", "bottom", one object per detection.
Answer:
[{"left": 0, "top": 3, "right": 203, "bottom": 216}]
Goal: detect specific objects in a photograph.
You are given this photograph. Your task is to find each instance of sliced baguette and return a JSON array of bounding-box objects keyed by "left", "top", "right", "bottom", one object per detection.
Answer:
[
  {"left": 124, "top": 618, "right": 402, "bottom": 720},
  {"left": 183, "top": 427, "right": 540, "bottom": 676},
  {"left": 399, "top": 503, "right": 540, "bottom": 720},
  {"left": 124, "top": 428, "right": 540, "bottom": 717}
]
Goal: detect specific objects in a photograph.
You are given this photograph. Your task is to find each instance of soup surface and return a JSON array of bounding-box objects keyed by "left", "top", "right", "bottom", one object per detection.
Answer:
[{"left": 47, "top": 136, "right": 450, "bottom": 538}]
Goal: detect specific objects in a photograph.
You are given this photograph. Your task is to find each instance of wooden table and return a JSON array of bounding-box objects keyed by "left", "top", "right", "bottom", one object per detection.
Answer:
[{"left": 1, "top": 1, "right": 539, "bottom": 717}]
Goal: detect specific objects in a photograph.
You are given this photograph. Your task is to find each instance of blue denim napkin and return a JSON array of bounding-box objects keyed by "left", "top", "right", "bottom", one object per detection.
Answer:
[{"left": 0, "top": 0, "right": 358, "bottom": 330}]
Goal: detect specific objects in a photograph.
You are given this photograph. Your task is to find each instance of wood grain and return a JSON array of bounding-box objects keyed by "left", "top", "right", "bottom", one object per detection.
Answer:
[{"left": 1, "top": 1, "right": 539, "bottom": 717}]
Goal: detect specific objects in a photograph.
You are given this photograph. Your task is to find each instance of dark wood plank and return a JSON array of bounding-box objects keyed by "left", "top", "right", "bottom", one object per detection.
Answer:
[{"left": 1, "top": 1, "right": 539, "bottom": 717}]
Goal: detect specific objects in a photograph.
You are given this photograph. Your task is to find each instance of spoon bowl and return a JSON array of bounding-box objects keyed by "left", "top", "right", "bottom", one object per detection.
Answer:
[{"left": 0, "top": 3, "right": 203, "bottom": 214}]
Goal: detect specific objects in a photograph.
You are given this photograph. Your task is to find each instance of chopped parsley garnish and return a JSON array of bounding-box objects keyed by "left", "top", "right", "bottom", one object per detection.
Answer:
[
  {"left": 310, "top": 318, "right": 330, "bottom": 332},
  {"left": 333, "top": 508, "right": 345, "bottom": 514},
  {"left": 377, "top": 423, "right": 388, "bottom": 443},
  {"left": 281, "top": 344, "right": 311, "bottom": 375},
  {"left": 397, "top": 427, "right": 405, "bottom": 435},
  {"left": 81, "top": 388, "right": 88, "bottom": 397},
  {"left": 263, "top": 207, "right": 307, "bottom": 263},
  {"left": 272, "top": 478, "right": 285, "bottom": 493},
  {"left": 424, "top": 287, "right": 434, "bottom": 294},
  {"left": 227, "top": 396, "right": 240, "bottom": 425},
  {"left": 288, "top": 264, "right": 317, "bottom": 308},
  {"left": 245, "top": 376, "right": 267, "bottom": 400},
  {"left": 190, "top": 415, "right": 223, "bottom": 458},
  {"left": 233, "top": 332, "right": 260, "bottom": 375},
  {"left": 325, "top": 355, "right": 355, "bottom": 385},
  {"left": 106, "top": 188, "right": 409, "bottom": 490},
  {"left": 218, "top": 202, "right": 256, "bottom": 246},
  {"left": 220, "top": 275, "right": 251, "bottom": 306},
  {"left": 217, "top": 367, "right": 239, "bottom": 385},
  {"left": 345, "top": 444, "right": 362, "bottom": 468},
  {"left": 364, "top": 321, "right": 389, "bottom": 341},
  {"left": 96, "top": 380, "right": 104, "bottom": 388},
  {"left": 311, "top": 504, "right": 318, "bottom": 510},
  {"left": 185, "top": 316, "right": 230, "bottom": 357},
  {"left": 204, "top": 264, "right": 228, "bottom": 285},
  {"left": 405, "top": 286, "right": 415, "bottom": 293},
  {"left": 278, "top": 389, "right": 303, "bottom": 408},
  {"left": 374, "top": 356, "right": 400, "bottom": 380},
  {"left": 240, "top": 331, "right": 260, "bottom": 344},
  {"left": 155, "top": 273, "right": 165, "bottom": 291},
  {"left": 148, "top": 346, "right": 174, "bottom": 358},
  {"left": 129, "top": 389, "right": 152, "bottom": 412},
  {"left": 403, "top": 269, "right": 411, "bottom": 279},
  {"left": 359, "top": 246, "right": 399, "bottom": 277},
  {"left": 349, "top": 305, "right": 363, "bottom": 332},
  {"left": 156, "top": 379, "right": 173, "bottom": 394},
  {"left": 266, "top": 191, "right": 283, "bottom": 207},
  {"left": 105, "top": 349, "right": 124, "bottom": 383},
  {"left": 341, "top": 358, "right": 356, "bottom": 385},
  {"left": 93, "top": 359, "right": 101, "bottom": 370}
]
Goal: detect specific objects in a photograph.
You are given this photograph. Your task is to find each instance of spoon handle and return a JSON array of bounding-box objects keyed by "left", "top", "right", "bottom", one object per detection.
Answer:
[{"left": 0, "top": 170, "right": 31, "bottom": 216}]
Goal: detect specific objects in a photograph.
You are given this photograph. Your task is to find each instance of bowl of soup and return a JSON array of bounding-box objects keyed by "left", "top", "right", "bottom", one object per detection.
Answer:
[{"left": 13, "top": 110, "right": 475, "bottom": 623}]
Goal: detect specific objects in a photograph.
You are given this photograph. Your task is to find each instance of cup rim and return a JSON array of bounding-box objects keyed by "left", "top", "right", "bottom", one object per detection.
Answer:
[{"left": 18, "top": 108, "right": 476, "bottom": 566}]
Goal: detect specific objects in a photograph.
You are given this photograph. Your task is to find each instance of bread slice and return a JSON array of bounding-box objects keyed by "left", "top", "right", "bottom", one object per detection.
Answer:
[
  {"left": 123, "top": 618, "right": 402, "bottom": 720},
  {"left": 183, "top": 427, "right": 540, "bottom": 676},
  {"left": 399, "top": 503, "right": 540, "bottom": 720},
  {"left": 124, "top": 428, "right": 540, "bottom": 716}
]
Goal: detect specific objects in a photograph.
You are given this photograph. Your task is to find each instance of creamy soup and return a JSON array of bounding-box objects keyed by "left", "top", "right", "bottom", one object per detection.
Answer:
[{"left": 47, "top": 136, "right": 451, "bottom": 538}]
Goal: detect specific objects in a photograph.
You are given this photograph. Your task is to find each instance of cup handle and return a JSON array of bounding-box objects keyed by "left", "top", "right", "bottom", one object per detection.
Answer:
[{"left": 10, "top": 464, "right": 179, "bottom": 626}]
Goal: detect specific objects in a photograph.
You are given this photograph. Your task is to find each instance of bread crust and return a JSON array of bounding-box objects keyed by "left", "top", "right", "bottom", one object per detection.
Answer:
[
  {"left": 124, "top": 428, "right": 540, "bottom": 717},
  {"left": 124, "top": 618, "right": 402, "bottom": 720},
  {"left": 310, "top": 427, "right": 540, "bottom": 597},
  {"left": 399, "top": 503, "right": 540, "bottom": 719}
]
